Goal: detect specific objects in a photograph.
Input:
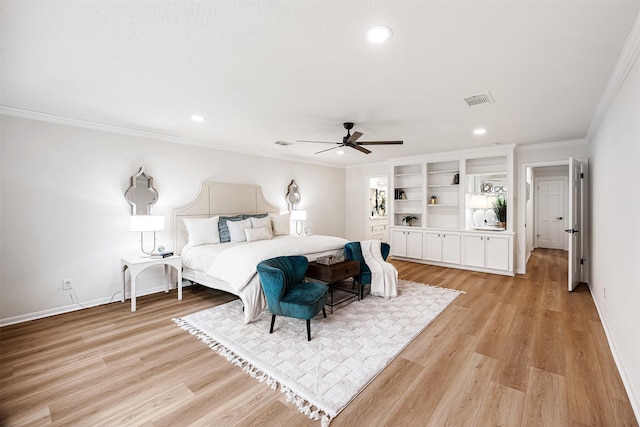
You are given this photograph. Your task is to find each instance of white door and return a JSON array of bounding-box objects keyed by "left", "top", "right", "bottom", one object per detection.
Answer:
[
  {"left": 391, "top": 230, "right": 407, "bottom": 257},
  {"left": 536, "top": 178, "right": 565, "bottom": 249},
  {"left": 567, "top": 158, "right": 585, "bottom": 291},
  {"left": 485, "top": 235, "right": 509, "bottom": 271},
  {"left": 406, "top": 231, "right": 423, "bottom": 259},
  {"left": 442, "top": 233, "right": 461, "bottom": 264},
  {"left": 462, "top": 235, "right": 485, "bottom": 267},
  {"left": 423, "top": 232, "right": 442, "bottom": 262}
]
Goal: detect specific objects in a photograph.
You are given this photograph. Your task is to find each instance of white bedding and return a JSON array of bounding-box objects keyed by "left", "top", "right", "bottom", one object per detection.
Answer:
[{"left": 182, "top": 235, "right": 349, "bottom": 323}]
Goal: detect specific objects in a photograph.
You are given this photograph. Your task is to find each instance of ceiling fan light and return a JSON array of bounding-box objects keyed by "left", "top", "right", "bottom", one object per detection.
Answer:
[
  {"left": 190, "top": 115, "right": 205, "bottom": 122},
  {"left": 366, "top": 25, "right": 392, "bottom": 43},
  {"left": 473, "top": 128, "right": 487, "bottom": 135},
  {"left": 336, "top": 150, "right": 345, "bottom": 155}
]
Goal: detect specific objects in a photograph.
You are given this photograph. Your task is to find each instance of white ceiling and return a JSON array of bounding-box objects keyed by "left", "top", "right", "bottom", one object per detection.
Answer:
[{"left": 2, "top": 1, "right": 639, "bottom": 166}]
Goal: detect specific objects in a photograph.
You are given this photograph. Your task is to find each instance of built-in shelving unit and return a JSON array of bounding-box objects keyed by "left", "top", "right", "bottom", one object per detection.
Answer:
[
  {"left": 426, "top": 160, "right": 460, "bottom": 229},
  {"left": 389, "top": 146, "right": 515, "bottom": 276},
  {"left": 393, "top": 164, "right": 423, "bottom": 227}
]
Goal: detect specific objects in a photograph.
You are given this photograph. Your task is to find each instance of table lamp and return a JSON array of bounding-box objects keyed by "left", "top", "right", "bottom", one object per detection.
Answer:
[{"left": 130, "top": 215, "right": 165, "bottom": 256}]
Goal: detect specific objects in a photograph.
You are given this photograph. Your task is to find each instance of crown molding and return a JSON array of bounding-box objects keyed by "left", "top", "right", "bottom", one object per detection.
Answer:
[
  {"left": 515, "top": 139, "right": 587, "bottom": 152},
  {"left": 0, "top": 105, "right": 344, "bottom": 170},
  {"left": 586, "top": 11, "right": 640, "bottom": 141}
]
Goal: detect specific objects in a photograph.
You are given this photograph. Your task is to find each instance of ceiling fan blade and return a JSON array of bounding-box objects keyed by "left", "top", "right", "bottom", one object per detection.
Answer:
[
  {"left": 357, "top": 140, "right": 404, "bottom": 145},
  {"left": 296, "top": 140, "right": 339, "bottom": 144},
  {"left": 351, "top": 145, "right": 372, "bottom": 154},
  {"left": 314, "top": 146, "right": 341, "bottom": 155},
  {"left": 347, "top": 131, "right": 363, "bottom": 143}
]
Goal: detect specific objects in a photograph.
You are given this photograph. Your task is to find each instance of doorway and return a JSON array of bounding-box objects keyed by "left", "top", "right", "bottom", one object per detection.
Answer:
[
  {"left": 519, "top": 159, "right": 588, "bottom": 290},
  {"left": 366, "top": 175, "right": 389, "bottom": 243}
]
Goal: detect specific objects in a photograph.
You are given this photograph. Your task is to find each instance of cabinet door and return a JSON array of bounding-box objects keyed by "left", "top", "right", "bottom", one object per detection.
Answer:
[
  {"left": 442, "top": 233, "right": 461, "bottom": 264},
  {"left": 391, "top": 230, "right": 407, "bottom": 257},
  {"left": 406, "top": 231, "right": 423, "bottom": 259},
  {"left": 423, "top": 232, "right": 442, "bottom": 261},
  {"left": 485, "top": 235, "right": 509, "bottom": 271},
  {"left": 462, "top": 235, "right": 485, "bottom": 267}
]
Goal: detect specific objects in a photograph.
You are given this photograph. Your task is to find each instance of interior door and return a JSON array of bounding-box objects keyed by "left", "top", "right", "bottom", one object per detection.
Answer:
[
  {"left": 537, "top": 178, "right": 565, "bottom": 249},
  {"left": 567, "top": 158, "right": 584, "bottom": 291}
]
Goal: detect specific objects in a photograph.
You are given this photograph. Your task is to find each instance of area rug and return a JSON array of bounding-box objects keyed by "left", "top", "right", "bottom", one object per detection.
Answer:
[{"left": 173, "top": 280, "right": 462, "bottom": 426}]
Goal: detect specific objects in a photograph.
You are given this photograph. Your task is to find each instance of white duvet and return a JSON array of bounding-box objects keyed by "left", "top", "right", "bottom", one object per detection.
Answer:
[{"left": 205, "top": 235, "right": 349, "bottom": 294}]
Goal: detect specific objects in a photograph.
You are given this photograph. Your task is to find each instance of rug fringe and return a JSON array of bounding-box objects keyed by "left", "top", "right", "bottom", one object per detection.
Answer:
[{"left": 173, "top": 318, "right": 332, "bottom": 426}]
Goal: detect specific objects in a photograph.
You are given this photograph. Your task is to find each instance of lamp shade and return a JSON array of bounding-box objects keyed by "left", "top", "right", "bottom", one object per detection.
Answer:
[
  {"left": 290, "top": 210, "right": 307, "bottom": 221},
  {"left": 467, "top": 195, "right": 491, "bottom": 209},
  {"left": 130, "top": 215, "right": 165, "bottom": 232}
]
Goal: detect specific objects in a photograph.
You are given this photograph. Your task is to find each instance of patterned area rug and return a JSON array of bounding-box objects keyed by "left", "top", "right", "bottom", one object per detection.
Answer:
[{"left": 174, "top": 280, "right": 462, "bottom": 426}]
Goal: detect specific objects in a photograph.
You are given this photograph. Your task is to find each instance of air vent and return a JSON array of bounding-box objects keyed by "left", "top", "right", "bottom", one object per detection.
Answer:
[
  {"left": 464, "top": 92, "right": 494, "bottom": 107},
  {"left": 275, "top": 140, "right": 293, "bottom": 146}
]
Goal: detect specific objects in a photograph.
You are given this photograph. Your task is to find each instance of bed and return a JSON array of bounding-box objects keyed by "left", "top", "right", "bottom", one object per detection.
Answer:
[{"left": 172, "top": 182, "right": 348, "bottom": 323}]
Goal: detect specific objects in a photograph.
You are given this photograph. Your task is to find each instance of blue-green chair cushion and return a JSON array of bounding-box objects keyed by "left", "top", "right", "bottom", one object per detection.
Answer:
[{"left": 257, "top": 256, "right": 328, "bottom": 320}]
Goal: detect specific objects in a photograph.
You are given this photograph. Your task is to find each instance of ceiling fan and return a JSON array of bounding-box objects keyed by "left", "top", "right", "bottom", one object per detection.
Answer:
[{"left": 296, "top": 122, "right": 403, "bottom": 154}]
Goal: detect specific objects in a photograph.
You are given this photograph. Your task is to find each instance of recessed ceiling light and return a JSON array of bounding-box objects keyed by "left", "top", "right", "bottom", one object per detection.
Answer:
[
  {"left": 366, "top": 25, "right": 392, "bottom": 43},
  {"left": 336, "top": 150, "right": 345, "bottom": 155},
  {"left": 274, "top": 140, "right": 293, "bottom": 146},
  {"left": 190, "top": 115, "right": 205, "bottom": 122},
  {"left": 473, "top": 128, "right": 487, "bottom": 135}
]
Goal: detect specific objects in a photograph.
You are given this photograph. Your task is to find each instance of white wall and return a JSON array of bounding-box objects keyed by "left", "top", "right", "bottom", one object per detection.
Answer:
[
  {"left": 0, "top": 115, "right": 345, "bottom": 323},
  {"left": 588, "top": 49, "right": 640, "bottom": 418}
]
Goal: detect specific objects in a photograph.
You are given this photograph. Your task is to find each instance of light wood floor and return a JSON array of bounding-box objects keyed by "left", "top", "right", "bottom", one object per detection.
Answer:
[{"left": 1, "top": 249, "right": 637, "bottom": 426}]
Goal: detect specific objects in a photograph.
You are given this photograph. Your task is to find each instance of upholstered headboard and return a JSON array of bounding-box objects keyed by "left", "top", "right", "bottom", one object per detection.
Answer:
[{"left": 172, "top": 182, "right": 279, "bottom": 254}]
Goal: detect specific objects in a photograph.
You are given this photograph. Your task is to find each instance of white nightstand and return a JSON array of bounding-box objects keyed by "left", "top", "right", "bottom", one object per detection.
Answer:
[{"left": 121, "top": 255, "right": 182, "bottom": 312}]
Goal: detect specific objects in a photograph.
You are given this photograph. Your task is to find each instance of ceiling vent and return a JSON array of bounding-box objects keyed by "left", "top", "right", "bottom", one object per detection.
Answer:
[{"left": 464, "top": 92, "right": 494, "bottom": 107}]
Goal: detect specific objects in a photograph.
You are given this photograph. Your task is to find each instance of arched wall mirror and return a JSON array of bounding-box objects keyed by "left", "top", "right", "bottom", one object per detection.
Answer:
[{"left": 125, "top": 167, "right": 158, "bottom": 215}]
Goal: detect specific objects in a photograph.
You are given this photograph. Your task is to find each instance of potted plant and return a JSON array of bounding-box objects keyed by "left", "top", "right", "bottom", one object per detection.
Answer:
[
  {"left": 493, "top": 196, "right": 507, "bottom": 228},
  {"left": 402, "top": 215, "right": 418, "bottom": 226}
]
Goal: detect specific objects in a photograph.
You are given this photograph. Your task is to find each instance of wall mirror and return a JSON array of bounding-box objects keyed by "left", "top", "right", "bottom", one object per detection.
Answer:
[{"left": 125, "top": 167, "right": 158, "bottom": 215}]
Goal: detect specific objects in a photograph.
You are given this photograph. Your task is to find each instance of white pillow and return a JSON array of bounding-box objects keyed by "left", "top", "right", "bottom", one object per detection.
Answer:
[
  {"left": 270, "top": 213, "right": 290, "bottom": 236},
  {"left": 250, "top": 216, "right": 272, "bottom": 233},
  {"left": 245, "top": 227, "right": 273, "bottom": 242},
  {"left": 183, "top": 216, "right": 220, "bottom": 247},
  {"left": 226, "top": 218, "right": 252, "bottom": 243}
]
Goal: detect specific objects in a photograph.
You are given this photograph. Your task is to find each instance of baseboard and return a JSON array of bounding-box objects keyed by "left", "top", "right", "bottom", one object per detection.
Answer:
[
  {"left": 0, "top": 284, "right": 177, "bottom": 327},
  {"left": 588, "top": 282, "right": 640, "bottom": 422}
]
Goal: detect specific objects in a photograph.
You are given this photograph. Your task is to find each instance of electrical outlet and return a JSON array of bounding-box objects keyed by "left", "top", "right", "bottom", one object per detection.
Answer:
[{"left": 62, "top": 278, "right": 72, "bottom": 290}]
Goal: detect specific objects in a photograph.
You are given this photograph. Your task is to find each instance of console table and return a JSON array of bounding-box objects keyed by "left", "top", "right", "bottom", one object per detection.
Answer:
[
  {"left": 121, "top": 255, "right": 182, "bottom": 312},
  {"left": 306, "top": 260, "right": 360, "bottom": 313}
]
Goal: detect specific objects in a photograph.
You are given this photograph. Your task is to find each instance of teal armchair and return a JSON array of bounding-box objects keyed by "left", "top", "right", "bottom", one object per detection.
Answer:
[
  {"left": 256, "top": 256, "right": 328, "bottom": 341},
  {"left": 344, "top": 241, "right": 391, "bottom": 300}
]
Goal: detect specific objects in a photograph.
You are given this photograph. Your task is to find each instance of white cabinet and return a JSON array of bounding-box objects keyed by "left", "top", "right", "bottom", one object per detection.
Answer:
[
  {"left": 462, "top": 233, "right": 510, "bottom": 272},
  {"left": 391, "top": 229, "right": 423, "bottom": 259},
  {"left": 423, "top": 232, "right": 460, "bottom": 264},
  {"left": 368, "top": 217, "right": 389, "bottom": 242}
]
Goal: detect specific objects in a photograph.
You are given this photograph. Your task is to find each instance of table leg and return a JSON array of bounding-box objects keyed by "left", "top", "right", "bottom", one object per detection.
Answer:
[
  {"left": 131, "top": 275, "right": 137, "bottom": 312},
  {"left": 121, "top": 267, "right": 126, "bottom": 303},
  {"left": 330, "top": 284, "right": 334, "bottom": 314},
  {"left": 164, "top": 265, "right": 170, "bottom": 293},
  {"left": 177, "top": 267, "right": 182, "bottom": 301}
]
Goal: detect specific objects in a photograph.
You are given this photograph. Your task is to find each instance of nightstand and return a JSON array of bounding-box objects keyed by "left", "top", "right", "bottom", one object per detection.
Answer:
[{"left": 121, "top": 255, "right": 182, "bottom": 312}]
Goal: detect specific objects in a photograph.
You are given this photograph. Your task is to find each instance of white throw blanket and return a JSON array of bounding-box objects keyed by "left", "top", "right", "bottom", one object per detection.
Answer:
[{"left": 361, "top": 240, "right": 398, "bottom": 298}]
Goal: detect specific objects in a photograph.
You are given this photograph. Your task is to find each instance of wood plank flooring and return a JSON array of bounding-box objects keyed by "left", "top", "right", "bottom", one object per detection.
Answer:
[{"left": 1, "top": 249, "right": 637, "bottom": 426}]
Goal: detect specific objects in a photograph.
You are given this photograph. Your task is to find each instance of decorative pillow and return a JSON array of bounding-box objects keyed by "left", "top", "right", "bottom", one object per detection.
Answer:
[
  {"left": 244, "top": 227, "right": 273, "bottom": 242},
  {"left": 183, "top": 216, "right": 220, "bottom": 247},
  {"left": 227, "top": 218, "right": 253, "bottom": 243},
  {"left": 242, "top": 213, "right": 268, "bottom": 220},
  {"left": 218, "top": 215, "right": 243, "bottom": 243},
  {"left": 270, "top": 213, "right": 290, "bottom": 236},
  {"left": 250, "top": 216, "right": 272, "bottom": 233}
]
